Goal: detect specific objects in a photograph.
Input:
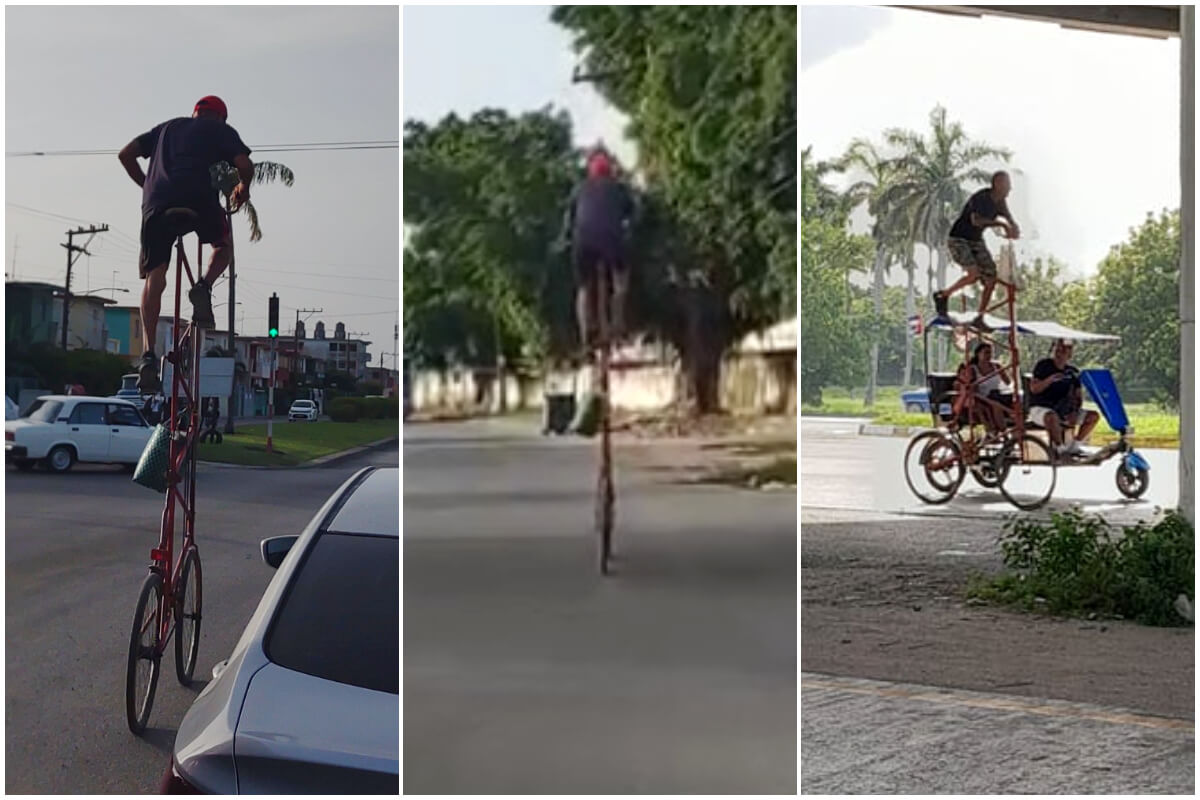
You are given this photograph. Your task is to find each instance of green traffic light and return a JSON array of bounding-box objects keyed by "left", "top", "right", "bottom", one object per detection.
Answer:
[{"left": 269, "top": 328, "right": 278, "bottom": 337}]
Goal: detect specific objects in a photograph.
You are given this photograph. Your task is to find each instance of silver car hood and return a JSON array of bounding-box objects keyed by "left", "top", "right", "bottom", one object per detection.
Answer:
[
  {"left": 234, "top": 663, "right": 398, "bottom": 794},
  {"left": 174, "top": 468, "right": 386, "bottom": 794}
]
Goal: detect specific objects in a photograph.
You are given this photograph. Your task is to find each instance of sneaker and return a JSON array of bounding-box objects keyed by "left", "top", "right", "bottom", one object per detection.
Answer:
[
  {"left": 137, "top": 351, "right": 161, "bottom": 394},
  {"left": 971, "top": 314, "right": 993, "bottom": 333},
  {"left": 188, "top": 279, "right": 216, "bottom": 328},
  {"left": 933, "top": 291, "right": 949, "bottom": 317},
  {"left": 1064, "top": 440, "right": 1084, "bottom": 456}
]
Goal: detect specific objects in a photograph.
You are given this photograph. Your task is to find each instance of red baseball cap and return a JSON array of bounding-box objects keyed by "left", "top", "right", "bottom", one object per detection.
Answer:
[
  {"left": 194, "top": 95, "right": 228, "bottom": 121},
  {"left": 586, "top": 149, "right": 613, "bottom": 179}
]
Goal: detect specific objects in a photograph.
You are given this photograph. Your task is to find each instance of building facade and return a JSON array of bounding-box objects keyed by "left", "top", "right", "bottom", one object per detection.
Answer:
[{"left": 5, "top": 281, "right": 62, "bottom": 348}]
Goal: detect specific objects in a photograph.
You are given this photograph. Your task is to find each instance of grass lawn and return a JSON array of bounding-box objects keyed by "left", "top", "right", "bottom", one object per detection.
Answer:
[
  {"left": 800, "top": 386, "right": 904, "bottom": 418},
  {"left": 867, "top": 405, "right": 1179, "bottom": 449},
  {"left": 197, "top": 419, "right": 398, "bottom": 467}
]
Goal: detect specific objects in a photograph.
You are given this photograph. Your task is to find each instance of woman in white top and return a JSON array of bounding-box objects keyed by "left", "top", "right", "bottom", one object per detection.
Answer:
[{"left": 970, "top": 341, "right": 1012, "bottom": 432}]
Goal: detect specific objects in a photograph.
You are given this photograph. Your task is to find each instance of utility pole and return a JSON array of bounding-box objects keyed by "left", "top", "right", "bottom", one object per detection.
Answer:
[
  {"left": 294, "top": 307, "right": 322, "bottom": 393},
  {"left": 225, "top": 214, "right": 237, "bottom": 434},
  {"left": 345, "top": 330, "right": 369, "bottom": 383},
  {"left": 10, "top": 235, "right": 17, "bottom": 281},
  {"left": 60, "top": 224, "right": 108, "bottom": 350}
]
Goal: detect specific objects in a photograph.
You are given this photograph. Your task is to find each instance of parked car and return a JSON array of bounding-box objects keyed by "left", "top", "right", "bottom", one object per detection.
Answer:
[
  {"left": 161, "top": 466, "right": 399, "bottom": 794},
  {"left": 6, "top": 396, "right": 19, "bottom": 421},
  {"left": 288, "top": 399, "right": 318, "bottom": 422},
  {"left": 900, "top": 387, "right": 951, "bottom": 416},
  {"left": 5, "top": 395, "right": 153, "bottom": 473}
]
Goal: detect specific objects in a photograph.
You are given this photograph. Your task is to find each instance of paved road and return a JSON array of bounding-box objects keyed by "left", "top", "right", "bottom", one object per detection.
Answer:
[
  {"left": 404, "top": 419, "right": 796, "bottom": 794},
  {"left": 801, "top": 416, "right": 1177, "bottom": 522},
  {"left": 800, "top": 417, "right": 1193, "bottom": 793},
  {"left": 4, "top": 444, "right": 398, "bottom": 794}
]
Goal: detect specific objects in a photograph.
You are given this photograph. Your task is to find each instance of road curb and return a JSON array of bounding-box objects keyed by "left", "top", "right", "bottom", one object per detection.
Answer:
[
  {"left": 198, "top": 435, "right": 399, "bottom": 470},
  {"left": 859, "top": 423, "right": 927, "bottom": 437}
]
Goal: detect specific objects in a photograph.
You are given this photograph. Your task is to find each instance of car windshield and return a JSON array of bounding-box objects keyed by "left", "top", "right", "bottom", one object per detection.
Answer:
[
  {"left": 293, "top": 401, "right": 312, "bottom": 408},
  {"left": 23, "top": 399, "right": 63, "bottom": 423},
  {"left": 265, "top": 532, "right": 398, "bottom": 694}
]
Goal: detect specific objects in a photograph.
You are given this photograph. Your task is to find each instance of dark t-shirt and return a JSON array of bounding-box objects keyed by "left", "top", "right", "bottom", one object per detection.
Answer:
[
  {"left": 949, "top": 187, "right": 1001, "bottom": 242},
  {"left": 568, "top": 177, "right": 635, "bottom": 247},
  {"left": 1030, "top": 358, "right": 1078, "bottom": 409},
  {"left": 136, "top": 117, "right": 251, "bottom": 217}
]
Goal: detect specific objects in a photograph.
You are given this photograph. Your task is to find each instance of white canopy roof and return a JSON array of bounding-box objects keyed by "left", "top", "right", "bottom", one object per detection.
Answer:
[{"left": 928, "top": 312, "right": 1121, "bottom": 342}]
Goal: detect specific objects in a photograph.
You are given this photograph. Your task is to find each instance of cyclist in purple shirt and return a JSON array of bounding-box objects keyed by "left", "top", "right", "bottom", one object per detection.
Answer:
[
  {"left": 118, "top": 95, "right": 254, "bottom": 393},
  {"left": 561, "top": 148, "right": 636, "bottom": 352}
]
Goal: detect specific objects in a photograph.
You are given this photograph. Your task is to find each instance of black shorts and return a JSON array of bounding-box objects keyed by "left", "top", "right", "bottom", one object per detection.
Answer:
[
  {"left": 572, "top": 237, "right": 628, "bottom": 287},
  {"left": 139, "top": 206, "right": 230, "bottom": 278}
]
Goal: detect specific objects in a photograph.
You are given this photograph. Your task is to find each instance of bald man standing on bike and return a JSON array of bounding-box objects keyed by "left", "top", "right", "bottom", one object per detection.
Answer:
[
  {"left": 119, "top": 95, "right": 254, "bottom": 393},
  {"left": 561, "top": 148, "right": 635, "bottom": 354}
]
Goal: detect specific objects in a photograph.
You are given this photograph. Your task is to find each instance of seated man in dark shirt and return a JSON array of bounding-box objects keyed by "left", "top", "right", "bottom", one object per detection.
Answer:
[
  {"left": 561, "top": 147, "right": 636, "bottom": 353},
  {"left": 119, "top": 95, "right": 254, "bottom": 393},
  {"left": 1027, "top": 338, "right": 1100, "bottom": 456},
  {"left": 935, "top": 171, "right": 1019, "bottom": 332}
]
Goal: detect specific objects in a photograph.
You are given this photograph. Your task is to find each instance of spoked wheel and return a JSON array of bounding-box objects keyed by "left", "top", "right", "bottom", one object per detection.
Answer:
[
  {"left": 998, "top": 434, "right": 1057, "bottom": 511},
  {"left": 969, "top": 440, "right": 1009, "bottom": 488},
  {"left": 125, "top": 571, "right": 163, "bottom": 735},
  {"left": 1116, "top": 463, "right": 1150, "bottom": 499},
  {"left": 174, "top": 548, "right": 203, "bottom": 686},
  {"left": 903, "top": 430, "right": 965, "bottom": 504},
  {"left": 596, "top": 465, "right": 614, "bottom": 574},
  {"left": 595, "top": 264, "right": 615, "bottom": 575}
]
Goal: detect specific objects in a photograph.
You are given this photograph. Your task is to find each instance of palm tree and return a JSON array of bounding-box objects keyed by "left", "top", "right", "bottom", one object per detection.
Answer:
[
  {"left": 210, "top": 160, "right": 295, "bottom": 241},
  {"left": 840, "top": 138, "right": 909, "bottom": 405},
  {"left": 878, "top": 106, "right": 1011, "bottom": 369}
]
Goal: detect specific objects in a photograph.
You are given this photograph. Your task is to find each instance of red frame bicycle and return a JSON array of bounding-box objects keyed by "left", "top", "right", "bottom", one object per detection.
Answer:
[{"left": 125, "top": 214, "right": 206, "bottom": 735}]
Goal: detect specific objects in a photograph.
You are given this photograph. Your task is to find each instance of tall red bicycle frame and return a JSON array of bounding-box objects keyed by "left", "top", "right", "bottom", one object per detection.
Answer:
[{"left": 148, "top": 234, "right": 203, "bottom": 649}]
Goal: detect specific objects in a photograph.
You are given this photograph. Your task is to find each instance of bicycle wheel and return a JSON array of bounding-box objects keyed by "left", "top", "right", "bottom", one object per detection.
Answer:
[
  {"left": 596, "top": 466, "right": 613, "bottom": 574},
  {"left": 998, "top": 434, "right": 1057, "bottom": 510},
  {"left": 125, "top": 571, "right": 163, "bottom": 735},
  {"left": 969, "top": 440, "right": 1009, "bottom": 489},
  {"left": 903, "top": 431, "right": 965, "bottom": 504},
  {"left": 174, "top": 548, "right": 203, "bottom": 686}
]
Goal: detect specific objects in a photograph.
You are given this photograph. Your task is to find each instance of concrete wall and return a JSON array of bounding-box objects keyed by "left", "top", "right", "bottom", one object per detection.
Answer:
[{"left": 409, "top": 349, "right": 797, "bottom": 416}]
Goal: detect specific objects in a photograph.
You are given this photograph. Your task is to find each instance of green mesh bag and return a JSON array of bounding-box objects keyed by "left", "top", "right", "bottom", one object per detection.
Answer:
[
  {"left": 132, "top": 423, "right": 171, "bottom": 493},
  {"left": 571, "top": 391, "right": 604, "bottom": 438}
]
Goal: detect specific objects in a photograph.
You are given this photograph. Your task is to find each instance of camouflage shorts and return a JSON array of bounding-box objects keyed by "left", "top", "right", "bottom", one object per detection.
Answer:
[{"left": 947, "top": 237, "right": 997, "bottom": 280}]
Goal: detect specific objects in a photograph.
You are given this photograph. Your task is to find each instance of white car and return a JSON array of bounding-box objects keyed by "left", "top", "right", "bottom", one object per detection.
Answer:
[
  {"left": 5, "top": 395, "right": 154, "bottom": 473},
  {"left": 288, "top": 399, "right": 318, "bottom": 422}
]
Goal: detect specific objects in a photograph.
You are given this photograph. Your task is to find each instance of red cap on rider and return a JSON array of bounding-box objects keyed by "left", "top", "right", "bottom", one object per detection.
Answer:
[
  {"left": 194, "top": 95, "right": 228, "bottom": 121},
  {"left": 587, "top": 150, "right": 613, "bottom": 179}
]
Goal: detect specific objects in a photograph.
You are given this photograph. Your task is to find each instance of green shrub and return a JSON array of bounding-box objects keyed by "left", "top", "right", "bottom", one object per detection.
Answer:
[
  {"left": 970, "top": 509, "right": 1194, "bottom": 626},
  {"left": 329, "top": 397, "right": 361, "bottom": 422}
]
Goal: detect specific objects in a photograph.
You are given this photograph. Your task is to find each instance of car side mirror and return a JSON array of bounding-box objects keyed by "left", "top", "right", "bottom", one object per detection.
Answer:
[{"left": 260, "top": 536, "right": 298, "bottom": 569}]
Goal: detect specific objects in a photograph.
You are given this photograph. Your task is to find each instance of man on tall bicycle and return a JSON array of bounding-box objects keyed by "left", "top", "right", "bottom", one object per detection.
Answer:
[
  {"left": 561, "top": 147, "right": 636, "bottom": 354},
  {"left": 119, "top": 95, "right": 254, "bottom": 393},
  {"left": 934, "top": 171, "right": 1020, "bottom": 333}
]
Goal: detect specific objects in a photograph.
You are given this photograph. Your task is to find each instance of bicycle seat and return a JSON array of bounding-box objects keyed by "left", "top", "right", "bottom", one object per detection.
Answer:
[{"left": 160, "top": 208, "right": 202, "bottom": 238}]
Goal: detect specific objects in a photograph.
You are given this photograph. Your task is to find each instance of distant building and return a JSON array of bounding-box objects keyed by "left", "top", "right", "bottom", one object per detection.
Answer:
[
  {"left": 6, "top": 281, "right": 62, "bottom": 348},
  {"left": 55, "top": 293, "right": 116, "bottom": 351},
  {"left": 364, "top": 366, "right": 399, "bottom": 397}
]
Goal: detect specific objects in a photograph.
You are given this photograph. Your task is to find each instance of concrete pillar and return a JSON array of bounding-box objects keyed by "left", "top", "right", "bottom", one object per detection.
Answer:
[{"left": 1180, "top": 5, "right": 1195, "bottom": 524}]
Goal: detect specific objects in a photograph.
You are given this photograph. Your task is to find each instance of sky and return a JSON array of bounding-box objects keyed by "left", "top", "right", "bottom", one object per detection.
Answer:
[
  {"left": 5, "top": 5, "right": 400, "bottom": 368},
  {"left": 402, "top": 5, "right": 636, "bottom": 169},
  {"left": 801, "top": 5, "right": 1182, "bottom": 279}
]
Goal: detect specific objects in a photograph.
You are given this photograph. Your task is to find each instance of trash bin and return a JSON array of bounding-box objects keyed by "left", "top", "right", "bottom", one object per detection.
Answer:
[
  {"left": 543, "top": 393, "right": 576, "bottom": 435},
  {"left": 542, "top": 363, "right": 578, "bottom": 435}
]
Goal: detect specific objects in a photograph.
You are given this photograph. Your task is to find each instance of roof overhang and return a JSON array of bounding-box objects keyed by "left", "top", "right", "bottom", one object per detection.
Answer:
[{"left": 899, "top": 6, "right": 1181, "bottom": 39}]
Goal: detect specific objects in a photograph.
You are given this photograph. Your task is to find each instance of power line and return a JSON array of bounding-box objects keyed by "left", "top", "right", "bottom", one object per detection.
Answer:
[{"left": 6, "top": 139, "right": 398, "bottom": 157}]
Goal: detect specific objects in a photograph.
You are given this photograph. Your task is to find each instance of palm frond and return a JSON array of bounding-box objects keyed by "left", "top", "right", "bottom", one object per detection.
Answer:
[{"left": 244, "top": 200, "right": 262, "bottom": 242}]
